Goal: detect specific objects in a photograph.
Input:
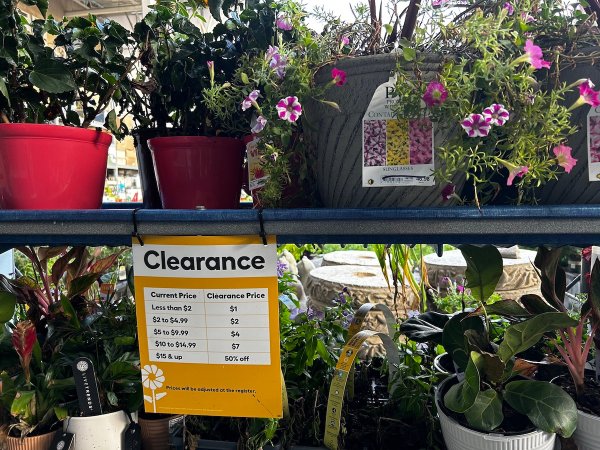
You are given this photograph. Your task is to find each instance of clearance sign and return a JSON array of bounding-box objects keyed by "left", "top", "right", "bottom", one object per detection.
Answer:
[{"left": 132, "top": 235, "right": 282, "bottom": 418}]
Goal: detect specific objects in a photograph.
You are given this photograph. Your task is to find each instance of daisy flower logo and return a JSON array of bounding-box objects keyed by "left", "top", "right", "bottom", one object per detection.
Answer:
[{"left": 142, "top": 364, "right": 167, "bottom": 412}]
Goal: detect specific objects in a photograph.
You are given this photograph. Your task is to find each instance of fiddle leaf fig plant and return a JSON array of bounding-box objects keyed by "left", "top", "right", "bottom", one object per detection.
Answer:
[{"left": 437, "top": 245, "right": 579, "bottom": 436}]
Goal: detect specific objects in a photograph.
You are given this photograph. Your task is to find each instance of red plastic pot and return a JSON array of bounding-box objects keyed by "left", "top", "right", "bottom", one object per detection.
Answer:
[
  {"left": 0, "top": 123, "right": 111, "bottom": 209},
  {"left": 148, "top": 136, "right": 245, "bottom": 209}
]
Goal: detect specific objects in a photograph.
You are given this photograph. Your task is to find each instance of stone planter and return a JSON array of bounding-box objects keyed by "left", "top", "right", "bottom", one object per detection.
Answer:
[
  {"left": 436, "top": 376, "right": 556, "bottom": 450},
  {"left": 5, "top": 431, "right": 57, "bottom": 450},
  {"left": 305, "top": 54, "right": 461, "bottom": 208}
]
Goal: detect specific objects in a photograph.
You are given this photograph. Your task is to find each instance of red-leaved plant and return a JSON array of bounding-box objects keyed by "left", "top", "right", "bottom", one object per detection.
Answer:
[
  {"left": 553, "top": 261, "right": 600, "bottom": 400},
  {"left": 11, "top": 320, "right": 36, "bottom": 383}
]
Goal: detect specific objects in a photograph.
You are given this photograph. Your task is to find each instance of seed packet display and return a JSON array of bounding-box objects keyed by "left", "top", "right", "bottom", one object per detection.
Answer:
[
  {"left": 362, "top": 75, "right": 435, "bottom": 187},
  {"left": 588, "top": 106, "right": 600, "bottom": 181}
]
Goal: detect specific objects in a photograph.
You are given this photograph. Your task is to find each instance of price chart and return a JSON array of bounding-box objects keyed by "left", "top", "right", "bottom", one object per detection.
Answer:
[{"left": 144, "top": 287, "right": 271, "bottom": 365}]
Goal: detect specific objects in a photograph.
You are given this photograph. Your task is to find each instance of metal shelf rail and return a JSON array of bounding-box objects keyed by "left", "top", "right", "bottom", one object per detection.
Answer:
[{"left": 1, "top": 205, "right": 600, "bottom": 247}]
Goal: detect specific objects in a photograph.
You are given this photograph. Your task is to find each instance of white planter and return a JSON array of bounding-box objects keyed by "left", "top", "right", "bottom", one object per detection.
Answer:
[
  {"left": 65, "top": 410, "right": 136, "bottom": 450},
  {"left": 436, "top": 377, "right": 556, "bottom": 450},
  {"left": 573, "top": 409, "right": 600, "bottom": 450}
]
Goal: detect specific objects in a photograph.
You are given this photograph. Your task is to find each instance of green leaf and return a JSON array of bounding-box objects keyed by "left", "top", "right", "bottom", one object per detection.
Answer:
[
  {"left": 60, "top": 296, "right": 81, "bottom": 330},
  {"left": 497, "top": 312, "right": 577, "bottom": 363},
  {"left": 520, "top": 294, "right": 557, "bottom": 314},
  {"left": 11, "top": 390, "right": 35, "bottom": 417},
  {"left": 67, "top": 273, "right": 100, "bottom": 299},
  {"left": 114, "top": 336, "right": 136, "bottom": 346},
  {"left": 534, "top": 247, "right": 567, "bottom": 310},
  {"left": 458, "top": 245, "right": 503, "bottom": 303},
  {"left": 29, "top": 59, "right": 76, "bottom": 94},
  {"left": 54, "top": 406, "right": 68, "bottom": 420},
  {"left": 504, "top": 380, "right": 577, "bottom": 438},
  {"left": 442, "top": 312, "right": 485, "bottom": 371},
  {"left": 403, "top": 47, "right": 416, "bottom": 62},
  {"left": 444, "top": 352, "right": 482, "bottom": 413},
  {"left": 471, "top": 299, "right": 531, "bottom": 318},
  {"left": 464, "top": 389, "right": 503, "bottom": 432},
  {"left": 207, "top": 0, "right": 224, "bottom": 21},
  {"left": 105, "top": 110, "right": 117, "bottom": 134},
  {"left": 0, "top": 291, "right": 16, "bottom": 323},
  {"left": 0, "top": 78, "right": 10, "bottom": 107},
  {"left": 241, "top": 72, "right": 250, "bottom": 84},
  {"left": 478, "top": 352, "right": 505, "bottom": 383},
  {"left": 21, "top": 0, "right": 48, "bottom": 17},
  {"left": 400, "top": 311, "right": 450, "bottom": 344}
]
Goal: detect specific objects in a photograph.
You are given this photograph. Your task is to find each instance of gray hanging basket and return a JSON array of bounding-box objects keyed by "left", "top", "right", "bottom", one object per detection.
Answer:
[
  {"left": 304, "top": 53, "right": 459, "bottom": 208},
  {"left": 538, "top": 47, "right": 600, "bottom": 204}
]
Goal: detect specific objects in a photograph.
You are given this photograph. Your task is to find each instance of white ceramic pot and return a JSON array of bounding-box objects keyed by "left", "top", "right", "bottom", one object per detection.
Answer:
[
  {"left": 436, "top": 377, "right": 556, "bottom": 450},
  {"left": 573, "top": 409, "right": 600, "bottom": 450},
  {"left": 65, "top": 410, "right": 136, "bottom": 450}
]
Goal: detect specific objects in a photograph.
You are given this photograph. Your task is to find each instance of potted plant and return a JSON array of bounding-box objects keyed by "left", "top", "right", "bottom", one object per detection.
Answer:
[
  {"left": 0, "top": 321, "right": 69, "bottom": 450},
  {"left": 511, "top": 246, "right": 600, "bottom": 449},
  {"left": 128, "top": 0, "right": 279, "bottom": 209},
  {"left": 0, "top": 246, "right": 140, "bottom": 449},
  {"left": 408, "top": 245, "right": 579, "bottom": 449},
  {"left": 307, "top": 0, "right": 600, "bottom": 207},
  {"left": 202, "top": 0, "right": 349, "bottom": 208},
  {"left": 0, "top": 1, "right": 143, "bottom": 209},
  {"left": 397, "top": 2, "right": 599, "bottom": 206}
]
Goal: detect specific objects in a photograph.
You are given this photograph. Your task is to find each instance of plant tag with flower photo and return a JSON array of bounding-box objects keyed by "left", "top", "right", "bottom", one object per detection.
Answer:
[
  {"left": 588, "top": 106, "right": 600, "bottom": 181},
  {"left": 362, "top": 75, "right": 435, "bottom": 187},
  {"left": 247, "top": 137, "right": 268, "bottom": 191}
]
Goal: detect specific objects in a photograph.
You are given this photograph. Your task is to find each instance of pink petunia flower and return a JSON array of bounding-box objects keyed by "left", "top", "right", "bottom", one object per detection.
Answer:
[
  {"left": 331, "top": 68, "right": 347, "bottom": 86},
  {"left": 579, "top": 80, "right": 600, "bottom": 107},
  {"left": 251, "top": 115, "right": 267, "bottom": 134},
  {"left": 241, "top": 90, "right": 260, "bottom": 111},
  {"left": 432, "top": 0, "right": 449, "bottom": 6},
  {"left": 482, "top": 104, "right": 510, "bottom": 126},
  {"left": 423, "top": 81, "right": 448, "bottom": 108},
  {"left": 276, "top": 96, "right": 302, "bottom": 123},
  {"left": 269, "top": 53, "right": 288, "bottom": 79},
  {"left": 276, "top": 15, "right": 293, "bottom": 31},
  {"left": 507, "top": 165, "right": 528, "bottom": 186},
  {"left": 461, "top": 113, "right": 492, "bottom": 137},
  {"left": 523, "top": 39, "right": 551, "bottom": 69},
  {"left": 341, "top": 35, "right": 350, "bottom": 46},
  {"left": 553, "top": 144, "right": 577, "bottom": 173},
  {"left": 503, "top": 2, "right": 515, "bottom": 15}
]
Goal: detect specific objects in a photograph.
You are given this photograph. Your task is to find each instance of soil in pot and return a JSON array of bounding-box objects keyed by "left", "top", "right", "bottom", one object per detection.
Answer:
[{"left": 554, "top": 374, "right": 600, "bottom": 417}]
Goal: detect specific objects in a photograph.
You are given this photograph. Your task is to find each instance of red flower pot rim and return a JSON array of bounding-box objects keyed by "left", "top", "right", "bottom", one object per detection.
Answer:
[
  {"left": 0, "top": 123, "right": 112, "bottom": 144},
  {"left": 148, "top": 135, "right": 244, "bottom": 147}
]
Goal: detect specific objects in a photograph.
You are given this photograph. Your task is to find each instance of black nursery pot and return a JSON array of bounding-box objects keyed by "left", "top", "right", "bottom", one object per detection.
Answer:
[{"left": 132, "top": 128, "right": 163, "bottom": 209}]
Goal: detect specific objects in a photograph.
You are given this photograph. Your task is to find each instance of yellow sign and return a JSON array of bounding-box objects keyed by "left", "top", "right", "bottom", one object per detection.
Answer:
[{"left": 132, "top": 235, "right": 282, "bottom": 418}]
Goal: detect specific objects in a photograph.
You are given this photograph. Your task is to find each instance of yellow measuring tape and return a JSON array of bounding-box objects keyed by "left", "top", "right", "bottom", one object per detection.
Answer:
[{"left": 323, "top": 303, "right": 399, "bottom": 450}]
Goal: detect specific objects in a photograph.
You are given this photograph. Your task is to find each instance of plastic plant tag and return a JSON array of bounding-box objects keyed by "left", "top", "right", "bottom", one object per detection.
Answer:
[
  {"left": 247, "top": 137, "right": 268, "bottom": 192},
  {"left": 323, "top": 329, "right": 400, "bottom": 450},
  {"left": 362, "top": 74, "right": 435, "bottom": 187},
  {"left": 588, "top": 106, "right": 600, "bottom": 181},
  {"left": 123, "top": 422, "right": 142, "bottom": 450},
  {"left": 50, "top": 432, "right": 74, "bottom": 450},
  {"left": 72, "top": 357, "right": 102, "bottom": 416}
]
